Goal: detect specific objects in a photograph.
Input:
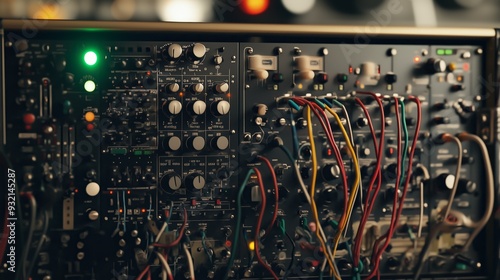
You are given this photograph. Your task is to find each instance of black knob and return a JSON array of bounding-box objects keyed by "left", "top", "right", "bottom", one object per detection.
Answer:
[
  {"left": 272, "top": 73, "right": 284, "bottom": 83},
  {"left": 457, "top": 178, "right": 476, "bottom": 194},
  {"left": 322, "top": 164, "right": 340, "bottom": 181},
  {"left": 384, "top": 72, "right": 397, "bottom": 84},
  {"left": 355, "top": 117, "right": 368, "bottom": 128},
  {"left": 336, "top": 73, "right": 348, "bottom": 84},
  {"left": 385, "top": 163, "right": 398, "bottom": 180},
  {"left": 386, "top": 257, "right": 400, "bottom": 271},
  {"left": 315, "top": 72, "right": 329, "bottom": 84},
  {"left": 322, "top": 187, "right": 338, "bottom": 203}
]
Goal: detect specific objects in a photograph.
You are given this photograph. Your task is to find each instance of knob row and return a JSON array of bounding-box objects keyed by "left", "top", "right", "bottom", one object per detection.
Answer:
[
  {"left": 165, "top": 82, "right": 229, "bottom": 94},
  {"left": 163, "top": 100, "right": 230, "bottom": 116},
  {"left": 163, "top": 135, "right": 229, "bottom": 152},
  {"left": 161, "top": 172, "right": 206, "bottom": 192}
]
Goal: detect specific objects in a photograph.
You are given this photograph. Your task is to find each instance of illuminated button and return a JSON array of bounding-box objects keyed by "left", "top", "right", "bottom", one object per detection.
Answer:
[
  {"left": 248, "top": 241, "right": 255, "bottom": 251},
  {"left": 84, "top": 80, "right": 96, "bottom": 92},
  {"left": 84, "top": 51, "right": 97, "bottom": 66},
  {"left": 84, "top": 111, "right": 95, "bottom": 122},
  {"left": 23, "top": 113, "right": 36, "bottom": 125}
]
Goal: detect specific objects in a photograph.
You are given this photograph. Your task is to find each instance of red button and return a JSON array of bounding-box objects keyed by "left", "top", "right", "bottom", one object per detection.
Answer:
[{"left": 23, "top": 113, "right": 36, "bottom": 125}]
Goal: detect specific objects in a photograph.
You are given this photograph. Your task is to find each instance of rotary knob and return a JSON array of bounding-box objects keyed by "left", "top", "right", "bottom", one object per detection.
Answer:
[
  {"left": 214, "top": 82, "right": 229, "bottom": 94},
  {"left": 254, "top": 104, "right": 268, "bottom": 116},
  {"left": 163, "top": 136, "right": 182, "bottom": 151},
  {"left": 163, "top": 43, "right": 183, "bottom": 60},
  {"left": 426, "top": 58, "right": 447, "bottom": 74},
  {"left": 185, "top": 173, "right": 206, "bottom": 191},
  {"left": 211, "top": 136, "right": 229, "bottom": 151},
  {"left": 322, "top": 187, "right": 338, "bottom": 203},
  {"left": 322, "top": 164, "right": 341, "bottom": 181},
  {"left": 163, "top": 100, "right": 182, "bottom": 115},
  {"left": 186, "top": 136, "right": 205, "bottom": 151},
  {"left": 213, "top": 55, "right": 223, "bottom": 65},
  {"left": 189, "top": 43, "right": 206, "bottom": 60},
  {"left": 160, "top": 172, "right": 182, "bottom": 192},
  {"left": 88, "top": 210, "right": 99, "bottom": 221},
  {"left": 191, "top": 83, "right": 204, "bottom": 94},
  {"left": 166, "top": 83, "right": 180, "bottom": 93},
  {"left": 213, "top": 100, "right": 230, "bottom": 116},
  {"left": 188, "top": 100, "right": 206, "bottom": 115}
]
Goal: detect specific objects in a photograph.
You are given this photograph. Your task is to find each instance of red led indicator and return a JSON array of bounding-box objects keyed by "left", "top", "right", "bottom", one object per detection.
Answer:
[
  {"left": 109, "top": 190, "right": 113, "bottom": 195},
  {"left": 349, "top": 65, "right": 353, "bottom": 74},
  {"left": 141, "top": 208, "right": 146, "bottom": 213},
  {"left": 225, "top": 240, "right": 232, "bottom": 247},
  {"left": 463, "top": 63, "right": 470, "bottom": 72},
  {"left": 127, "top": 190, "right": 131, "bottom": 195},
  {"left": 413, "top": 56, "right": 421, "bottom": 63},
  {"left": 377, "top": 65, "right": 381, "bottom": 74}
]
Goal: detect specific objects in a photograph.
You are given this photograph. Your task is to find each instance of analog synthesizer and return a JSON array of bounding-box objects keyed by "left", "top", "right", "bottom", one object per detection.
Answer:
[{"left": 0, "top": 19, "right": 499, "bottom": 280}]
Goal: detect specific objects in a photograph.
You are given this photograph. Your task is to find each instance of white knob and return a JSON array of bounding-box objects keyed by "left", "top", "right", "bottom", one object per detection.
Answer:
[
  {"left": 86, "top": 182, "right": 100, "bottom": 196},
  {"left": 165, "top": 136, "right": 181, "bottom": 151},
  {"left": 214, "top": 100, "right": 230, "bottom": 116},
  {"left": 191, "top": 43, "right": 206, "bottom": 60},
  {"left": 167, "top": 83, "right": 180, "bottom": 93},
  {"left": 298, "top": 70, "right": 315, "bottom": 80},
  {"left": 88, "top": 210, "right": 99, "bottom": 221},
  {"left": 192, "top": 83, "right": 204, "bottom": 94},
  {"left": 215, "top": 82, "right": 229, "bottom": 94},
  {"left": 167, "top": 44, "right": 183, "bottom": 59},
  {"left": 253, "top": 69, "right": 269, "bottom": 80},
  {"left": 187, "top": 136, "right": 205, "bottom": 151},
  {"left": 190, "top": 100, "right": 206, "bottom": 115},
  {"left": 168, "top": 100, "right": 182, "bottom": 115}
]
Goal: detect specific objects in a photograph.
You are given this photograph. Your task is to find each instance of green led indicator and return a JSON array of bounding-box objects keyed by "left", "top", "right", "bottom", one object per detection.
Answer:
[
  {"left": 437, "top": 49, "right": 445, "bottom": 55},
  {"left": 84, "top": 51, "right": 97, "bottom": 66},
  {"left": 84, "top": 80, "right": 96, "bottom": 92},
  {"left": 445, "top": 49, "right": 453, "bottom": 55}
]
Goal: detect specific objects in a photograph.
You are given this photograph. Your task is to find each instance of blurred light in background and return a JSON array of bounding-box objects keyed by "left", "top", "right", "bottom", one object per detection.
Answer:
[
  {"left": 157, "top": 0, "right": 213, "bottom": 22},
  {"left": 241, "top": 0, "right": 269, "bottom": 15},
  {"left": 281, "top": 0, "right": 315, "bottom": 15},
  {"left": 30, "top": 3, "right": 63, "bottom": 19},
  {"left": 111, "top": 0, "right": 136, "bottom": 20}
]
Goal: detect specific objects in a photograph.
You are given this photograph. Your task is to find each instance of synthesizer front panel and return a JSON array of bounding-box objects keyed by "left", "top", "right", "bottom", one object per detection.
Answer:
[{"left": 0, "top": 20, "right": 498, "bottom": 280}]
